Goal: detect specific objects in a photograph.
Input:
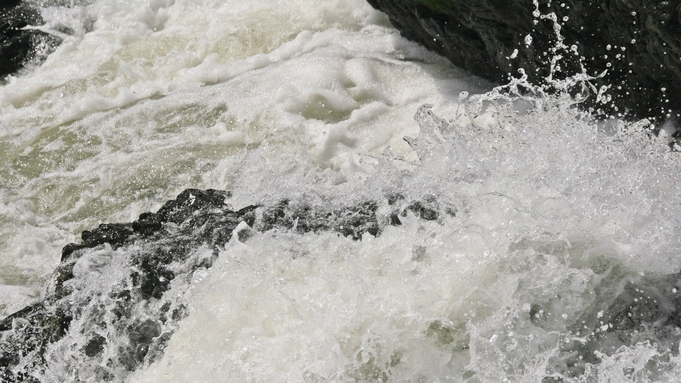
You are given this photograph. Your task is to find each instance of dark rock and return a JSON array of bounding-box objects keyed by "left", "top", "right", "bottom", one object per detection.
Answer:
[
  {"left": 0, "top": 188, "right": 451, "bottom": 381},
  {"left": 404, "top": 197, "right": 439, "bottom": 221},
  {"left": 156, "top": 188, "right": 232, "bottom": 225},
  {"left": 83, "top": 335, "right": 106, "bottom": 358},
  {"left": 574, "top": 273, "right": 681, "bottom": 362},
  {"left": 0, "top": 1, "right": 62, "bottom": 80},
  {"left": 258, "top": 199, "right": 380, "bottom": 240},
  {"left": 61, "top": 243, "right": 87, "bottom": 262},
  {"left": 131, "top": 212, "right": 163, "bottom": 237},
  {"left": 81, "top": 223, "right": 135, "bottom": 249},
  {"left": 366, "top": 0, "right": 681, "bottom": 123},
  {"left": 121, "top": 319, "right": 162, "bottom": 369},
  {"left": 531, "top": 269, "right": 681, "bottom": 377}
]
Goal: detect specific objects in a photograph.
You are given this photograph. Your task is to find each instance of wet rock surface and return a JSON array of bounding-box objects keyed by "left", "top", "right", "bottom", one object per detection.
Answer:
[
  {"left": 0, "top": 0, "right": 62, "bottom": 80},
  {"left": 563, "top": 273, "right": 681, "bottom": 376},
  {"left": 530, "top": 262, "right": 681, "bottom": 377},
  {"left": 0, "top": 188, "right": 450, "bottom": 382},
  {"left": 367, "top": 0, "right": 681, "bottom": 125}
]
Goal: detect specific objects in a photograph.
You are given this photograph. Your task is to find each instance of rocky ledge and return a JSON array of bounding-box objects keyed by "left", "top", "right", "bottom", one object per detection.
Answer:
[
  {"left": 1, "top": 0, "right": 62, "bottom": 81},
  {"left": 367, "top": 0, "right": 681, "bottom": 127}
]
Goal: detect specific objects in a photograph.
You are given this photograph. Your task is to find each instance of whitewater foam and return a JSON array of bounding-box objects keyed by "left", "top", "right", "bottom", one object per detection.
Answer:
[{"left": 1, "top": 0, "right": 680, "bottom": 381}]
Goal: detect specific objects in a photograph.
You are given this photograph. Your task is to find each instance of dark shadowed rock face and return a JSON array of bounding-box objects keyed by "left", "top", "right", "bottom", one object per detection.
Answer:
[
  {"left": 367, "top": 0, "right": 681, "bottom": 124},
  {"left": 0, "top": 1, "right": 62, "bottom": 80}
]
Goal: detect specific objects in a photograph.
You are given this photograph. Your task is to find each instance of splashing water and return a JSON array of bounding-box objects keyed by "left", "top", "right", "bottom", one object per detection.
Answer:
[
  {"left": 0, "top": 0, "right": 679, "bottom": 382},
  {"left": 129, "top": 97, "right": 681, "bottom": 382},
  {"left": 130, "top": 38, "right": 681, "bottom": 380}
]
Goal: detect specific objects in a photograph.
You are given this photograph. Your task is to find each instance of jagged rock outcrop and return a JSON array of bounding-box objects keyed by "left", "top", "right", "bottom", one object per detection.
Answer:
[
  {"left": 0, "top": 189, "right": 447, "bottom": 382},
  {"left": 367, "top": 0, "right": 681, "bottom": 126},
  {"left": 0, "top": 0, "right": 61, "bottom": 80}
]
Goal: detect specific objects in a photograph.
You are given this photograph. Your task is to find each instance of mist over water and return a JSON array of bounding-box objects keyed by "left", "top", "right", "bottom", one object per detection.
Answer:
[{"left": 1, "top": 0, "right": 680, "bottom": 381}]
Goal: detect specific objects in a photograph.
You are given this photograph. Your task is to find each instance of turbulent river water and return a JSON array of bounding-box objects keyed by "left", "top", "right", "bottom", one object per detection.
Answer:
[{"left": 1, "top": 0, "right": 681, "bottom": 381}]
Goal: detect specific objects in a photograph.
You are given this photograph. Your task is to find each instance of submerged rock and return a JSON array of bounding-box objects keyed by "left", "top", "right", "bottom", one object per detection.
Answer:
[
  {"left": 529, "top": 263, "right": 681, "bottom": 377},
  {"left": 366, "top": 0, "right": 681, "bottom": 124},
  {"left": 562, "top": 272, "right": 681, "bottom": 375},
  {"left": 0, "top": 188, "right": 446, "bottom": 382},
  {"left": 0, "top": 0, "right": 62, "bottom": 80}
]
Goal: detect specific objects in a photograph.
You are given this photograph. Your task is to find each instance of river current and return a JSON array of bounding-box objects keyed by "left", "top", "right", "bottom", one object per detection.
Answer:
[{"left": 1, "top": 0, "right": 681, "bottom": 381}]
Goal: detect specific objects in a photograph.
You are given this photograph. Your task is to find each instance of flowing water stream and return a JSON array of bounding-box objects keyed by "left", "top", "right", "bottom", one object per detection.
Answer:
[{"left": 1, "top": 0, "right": 680, "bottom": 381}]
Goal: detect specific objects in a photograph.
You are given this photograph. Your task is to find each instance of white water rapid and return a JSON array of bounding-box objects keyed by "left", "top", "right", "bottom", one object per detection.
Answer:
[{"left": 1, "top": 0, "right": 680, "bottom": 382}]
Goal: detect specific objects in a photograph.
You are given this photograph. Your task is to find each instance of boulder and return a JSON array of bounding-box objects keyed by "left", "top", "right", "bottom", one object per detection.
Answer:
[
  {"left": 366, "top": 0, "right": 681, "bottom": 125},
  {"left": 0, "top": 0, "right": 61, "bottom": 80}
]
